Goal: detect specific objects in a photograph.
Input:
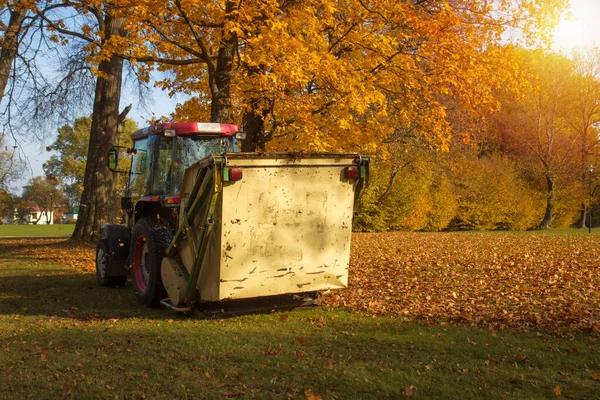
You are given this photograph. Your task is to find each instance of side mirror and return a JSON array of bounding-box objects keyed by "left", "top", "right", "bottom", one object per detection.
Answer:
[
  {"left": 120, "top": 197, "right": 133, "bottom": 212},
  {"left": 235, "top": 131, "right": 247, "bottom": 140},
  {"left": 108, "top": 148, "right": 119, "bottom": 171},
  {"left": 107, "top": 146, "right": 130, "bottom": 173}
]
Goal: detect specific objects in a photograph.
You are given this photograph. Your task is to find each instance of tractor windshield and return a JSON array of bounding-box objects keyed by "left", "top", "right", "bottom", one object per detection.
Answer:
[{"left": 153, "top": 135, "right": 234, "bottom": 195}]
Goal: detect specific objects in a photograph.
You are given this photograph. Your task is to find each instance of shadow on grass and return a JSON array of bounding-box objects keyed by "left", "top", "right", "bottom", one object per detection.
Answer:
[
  {"left": 0, "top": 271, "right": 173, "bottom": 321},
  {"left": 1, "top": 320, "right": 420, "bottom": 399},
  {"left": 0, "top": 238, "right": 172, "bottom": 321}
]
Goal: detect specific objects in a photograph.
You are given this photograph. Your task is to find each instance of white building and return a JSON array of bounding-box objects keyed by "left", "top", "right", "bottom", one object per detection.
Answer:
[{"left": 13, "top": 207, "right": 54, "bottom": 224}]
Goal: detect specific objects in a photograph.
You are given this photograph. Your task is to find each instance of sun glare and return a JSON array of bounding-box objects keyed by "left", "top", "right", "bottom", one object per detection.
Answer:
[
  {"left": 553, "top": 18, "right": 584, "bottom": 51},
  {"left": 552, "top": 0, "right": 600, "bottom": 53}
]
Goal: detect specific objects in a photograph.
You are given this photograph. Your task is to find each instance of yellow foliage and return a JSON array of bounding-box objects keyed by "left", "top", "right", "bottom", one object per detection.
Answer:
[
  {"left": 426, "top": 176, "right": 459, "bottom": 232},
  {"left": 355, "top": 147, "right": 545, "bottom": 232},
  {"left": 449, "top": 155, "right": 544, "bottom": 230}
]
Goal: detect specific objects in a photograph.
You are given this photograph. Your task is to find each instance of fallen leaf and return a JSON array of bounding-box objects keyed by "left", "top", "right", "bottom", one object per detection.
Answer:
[
  {"left": 403, "top": 385, "right": 417, "bottom": 398},
  {"left": 554, "top": 385, "right": 561, "bottom": 396},
  {"left": 304, "top": 389, "right": 322, "bottom": 400}
]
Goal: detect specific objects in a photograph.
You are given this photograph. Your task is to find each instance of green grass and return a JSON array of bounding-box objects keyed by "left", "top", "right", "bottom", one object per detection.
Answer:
[
  {"left": 0, "top": 239, "right": 599, "bottom": 399},
  {"left": 0, "top": 224, "right": 75, "bottom": 237}
]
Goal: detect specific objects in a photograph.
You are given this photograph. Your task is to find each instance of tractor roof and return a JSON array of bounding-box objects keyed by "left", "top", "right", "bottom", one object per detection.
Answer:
[{"left": 131, "top": 122, "right": 239, "bottom": 140}]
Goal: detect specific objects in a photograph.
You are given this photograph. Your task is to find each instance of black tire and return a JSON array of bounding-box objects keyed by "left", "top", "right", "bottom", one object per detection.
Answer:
[
  {"left": 130, "top": 217, "right": 173, "bottom": 307},
  {"left": 96, "top": 240, "right": 110, "bottom": 287},
  {"left": 96, "top": 240, "right": 128, "bottom": 288}
]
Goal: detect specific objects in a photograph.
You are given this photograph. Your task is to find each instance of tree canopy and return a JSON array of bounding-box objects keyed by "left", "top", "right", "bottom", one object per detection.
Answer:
[
  {"left": 117, "top": 0, "right": 568, "bottom": 153},
  {"left": 4, "top": 0, "right": 600, "bottom": 233}
]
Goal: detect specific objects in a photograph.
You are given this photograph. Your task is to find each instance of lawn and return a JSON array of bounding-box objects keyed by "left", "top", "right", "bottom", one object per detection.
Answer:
[
  {"left": 0, "top": 224, "right": 75, "bottom": 237},
  {"left": 0, "top": 233, "right": 599, "bottom": 399}
]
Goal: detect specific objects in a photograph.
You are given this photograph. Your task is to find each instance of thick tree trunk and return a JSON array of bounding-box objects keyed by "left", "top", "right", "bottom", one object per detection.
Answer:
[
  {"left": 210, "top": 1, "right": 237, "bottom": 123},
  {"left": 539, "top": 175, "right": 555, "bottom": 229},
  {"left": 241, "top": 103, "right": 269, "bottom": 152},
  {"left": 0, "top": 8, "right": 26, "bottom": 104},
  {"left": 240, "top": 64, "right": 270, "bottom": 151},
  {"left": 72, "top": 16, "right": 126, "bottom": 241}
]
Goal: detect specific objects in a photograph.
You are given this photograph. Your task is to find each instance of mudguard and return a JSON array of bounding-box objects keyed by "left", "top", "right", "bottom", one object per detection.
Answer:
[{"left": 99, "top": 224, "right": 131, "bottom": 276}]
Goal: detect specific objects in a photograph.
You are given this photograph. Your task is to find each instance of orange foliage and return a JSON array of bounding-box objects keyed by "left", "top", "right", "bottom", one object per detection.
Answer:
[{"left": 117, "top": 0, "right": 568, "bottom": 151}]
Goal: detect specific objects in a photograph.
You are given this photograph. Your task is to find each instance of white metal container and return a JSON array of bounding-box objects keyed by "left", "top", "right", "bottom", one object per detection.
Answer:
[{"left": 176, "top": 153, "right": 361, "bottom": 302}]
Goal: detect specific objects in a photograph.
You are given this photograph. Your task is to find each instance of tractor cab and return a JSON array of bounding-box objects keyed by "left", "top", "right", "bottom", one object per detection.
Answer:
[{"left": 109, "top": 122, "right": 243, "bottom": 228}]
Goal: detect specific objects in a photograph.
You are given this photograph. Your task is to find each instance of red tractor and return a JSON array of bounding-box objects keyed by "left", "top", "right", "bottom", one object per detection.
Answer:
[{"left": 95, "top": 122, "right": 245, "bottom": 306}]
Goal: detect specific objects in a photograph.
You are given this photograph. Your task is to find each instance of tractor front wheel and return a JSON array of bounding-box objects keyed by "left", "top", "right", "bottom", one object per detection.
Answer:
[
  {"left": 96, "top": 240, "right": 127, "bottom": 288},
  {"left": 131, "top": 217, "right": 173, "bottom": 307}
]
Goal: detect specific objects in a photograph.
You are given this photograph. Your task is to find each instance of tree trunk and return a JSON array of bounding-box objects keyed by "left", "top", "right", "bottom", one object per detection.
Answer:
[
  {"left": 71, "top": 16, "right": 126, "bottom": 241},
  {"left": 575, "top": 204, "right": 587, "bottom": 229},
  {"left": 575, "top": 126, "right": 589, "bottom": 229},
  {"left": 0, "top": 8, "right": 26, "bottom": 104},
  {"left": 209, "top": 1, "right": 237, "bottom": 123},
  {"left": 241, "top": 102, "right": 269, "bottom": 152},
  {"left": 539, "top": 175, "right": 555, "bottom": 228}
]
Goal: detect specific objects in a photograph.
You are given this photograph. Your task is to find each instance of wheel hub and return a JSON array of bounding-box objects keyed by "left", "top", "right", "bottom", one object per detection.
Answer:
[
  {"left": 134, "top": 237, "right": 150, "bottom": 292},
  {"left": 96, "top": 248, "right": 107, "bottom": 280}
]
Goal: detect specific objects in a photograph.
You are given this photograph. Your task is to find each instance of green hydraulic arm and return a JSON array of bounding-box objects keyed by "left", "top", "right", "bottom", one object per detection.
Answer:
[{"left": 165, "top": 155, "right": 225, "bottom": 307}]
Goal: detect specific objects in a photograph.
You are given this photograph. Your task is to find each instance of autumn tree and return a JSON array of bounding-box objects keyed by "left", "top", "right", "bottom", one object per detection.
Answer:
[
  {"left": 354, "top": 132, "right": 544, "bottom": 232},
  {"left": 21, "top": 176, "right": 66, "bottom": 224},
  {"left": 0, "top": 2, "right": 91, "bottom": 133},
  {"left": 0, "top": 187, "right": 14, "bottom": 221},
  {"left": 0, "top": 1, "right": 130, "bottom": 236},
  {"left": 566, "top": 47, "right": 600, "bottom": 228},
  {"left": 35, "top": 2, "right": 136, "bottom": 239},
  {"left": 119, "top": 0, "right": 567, "bottom": 154},
  {"left": 0, "top": 2, "right": 28, "bottom": 104},
  {"left": 490, "top": 50, "right": 584, "bottom": 228},
  {"left": 43, "top": 115, "right": 137, "bottom": 208}
]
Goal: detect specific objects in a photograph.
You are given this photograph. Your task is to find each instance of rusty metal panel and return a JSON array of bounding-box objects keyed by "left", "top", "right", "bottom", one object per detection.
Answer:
[{"left": 212, "top": 156, "right": 356, "bottom": 301}]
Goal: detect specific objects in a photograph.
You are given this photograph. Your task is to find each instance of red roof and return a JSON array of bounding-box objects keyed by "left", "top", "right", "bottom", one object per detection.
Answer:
[{"left": 31, "top": 207, "right": 52, "bottom": 213}]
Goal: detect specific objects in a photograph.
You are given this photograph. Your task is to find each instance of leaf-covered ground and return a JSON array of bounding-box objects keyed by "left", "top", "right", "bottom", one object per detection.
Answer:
[
  {"left": 3, "top": 230, "right": 598, "bottom": 334},
  {"left": 0, "top": 238, "right": 95, "bottom": 271},
  {"left": 1, "top": 233, "right": 599, "bottom": 399},
  {"left": 327, "top": 231, "right": 600, "bottom": 333}
]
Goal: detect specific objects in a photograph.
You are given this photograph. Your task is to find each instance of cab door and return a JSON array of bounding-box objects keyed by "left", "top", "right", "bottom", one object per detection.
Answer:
[{"left": 128, "top": 137, "right": 151, "bottom": 203}]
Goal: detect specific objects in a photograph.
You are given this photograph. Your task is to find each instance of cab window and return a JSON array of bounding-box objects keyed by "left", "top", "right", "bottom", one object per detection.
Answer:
[{"left": 129, "top": 137, "right": 150, "bottom": 200}]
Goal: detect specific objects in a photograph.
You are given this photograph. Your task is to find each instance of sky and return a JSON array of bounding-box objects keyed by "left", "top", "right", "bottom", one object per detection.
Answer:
[
  {"left": 9, "top": 0, "right": 600, "bottom": 193},
  {"left": 552, "top": 0, "right": 600, "bottom": 52},
  {"left": 10, "top": 83, "right": 182, "bottom": 193}
]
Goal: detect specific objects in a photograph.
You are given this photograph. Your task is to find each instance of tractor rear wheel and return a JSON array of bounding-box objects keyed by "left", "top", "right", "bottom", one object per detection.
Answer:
[
  {"left": 131, "top": 217, "right": 173, "bottom": 306},
  {"left": 96, "top": 240, "right": 127, "bottom": 288}
]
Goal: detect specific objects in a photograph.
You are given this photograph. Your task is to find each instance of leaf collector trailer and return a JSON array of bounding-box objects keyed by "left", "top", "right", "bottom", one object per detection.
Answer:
[{"left": 96, "top": 122, "right": 369, "bottom": 314}]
